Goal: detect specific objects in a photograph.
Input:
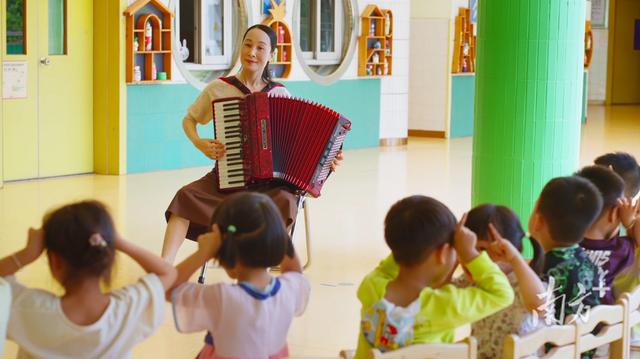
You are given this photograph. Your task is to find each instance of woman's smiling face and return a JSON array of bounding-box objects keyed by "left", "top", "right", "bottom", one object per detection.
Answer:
[{"left": 240, "top": 28, "right": 273, "bottom": 75}]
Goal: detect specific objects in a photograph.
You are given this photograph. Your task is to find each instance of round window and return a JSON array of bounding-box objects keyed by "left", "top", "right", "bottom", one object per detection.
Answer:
[
  {"left": 293, "top": 0, "right": 358, "bottom": 84},
  {"left": 169, "top": 0, "right": 250, "bottom": 90}
]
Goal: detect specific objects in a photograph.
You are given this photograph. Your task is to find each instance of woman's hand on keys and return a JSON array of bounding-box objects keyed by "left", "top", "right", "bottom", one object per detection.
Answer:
[{"left": 195, "top": 138, "right": 226, "bottom": 160}]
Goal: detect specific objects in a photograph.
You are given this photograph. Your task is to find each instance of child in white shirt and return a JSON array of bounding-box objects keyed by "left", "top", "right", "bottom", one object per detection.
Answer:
[{"left": 0, "top": 200, "right": 177, "bottom": 359}]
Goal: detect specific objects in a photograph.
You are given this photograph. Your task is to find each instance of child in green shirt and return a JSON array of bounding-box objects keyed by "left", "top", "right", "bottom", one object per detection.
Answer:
[{"left": 355, "top": 196, "right": 514, "bottom": 358}]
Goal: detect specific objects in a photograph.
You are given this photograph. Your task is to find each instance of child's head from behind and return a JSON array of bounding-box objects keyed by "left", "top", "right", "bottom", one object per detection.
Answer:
[
  {"left": 384, "top": 196, "right": 457, "bottom": 287},
  {"left": 466, "top": 204, "right": 544, "bottom": 274},
  {"left": 43, "top": 201, "right": 116, "bottom": 288},
  {"left": 529, "top": 176, "right": 602, "bottom": 250},
  {"left": 575, "top": 165, "right": 625, "bottom": 237},
  {"left": 594, "top": 152, "right": 640, "bottom": 198},
  {"left": 211, "top": 192, "right": 290, "bottom": 273}
]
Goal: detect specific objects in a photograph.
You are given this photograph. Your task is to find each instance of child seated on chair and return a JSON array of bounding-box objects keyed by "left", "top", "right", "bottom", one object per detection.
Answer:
[
  {"left": 453, "top": 204, "right": 547, "bottom": 359},
  {"left": 354, "top": 195, "right": 514, "bottom": 359},
  {"left": 594, "top": 152, "right": 640, "bottom": 344},
  {"left": 575, "top": 166, "right": 639, "bottom": 305},
  {"left": 169, "top": 192, "right": 310, "bottom": 359},
  {"left": 528, "top": 176, "right": 602, "bottom": 328}
]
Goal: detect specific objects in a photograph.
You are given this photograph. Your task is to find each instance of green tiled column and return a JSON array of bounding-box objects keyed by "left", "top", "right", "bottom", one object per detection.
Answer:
[{"left": 472, "top": 0, "right": 586, "bottom": 222}]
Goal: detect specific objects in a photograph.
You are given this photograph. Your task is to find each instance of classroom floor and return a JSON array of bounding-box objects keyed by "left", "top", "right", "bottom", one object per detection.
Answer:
[{"left": 1, "top": 105, "right": 639, "bottom": 358}]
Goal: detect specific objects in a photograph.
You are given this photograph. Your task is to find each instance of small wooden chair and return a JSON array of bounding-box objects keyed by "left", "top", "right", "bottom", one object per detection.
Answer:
[
  {"left": 340, "top": 325, "right": 475, "bottom": 359},
  {"left": 502, "top": 325, "right": 576, "bottom": 359},
  {"left": 619, "top": 285, "right": 640, "bottom": 359},
  {"left": 366, "top": 337, "right": 477, "bottom": 359},
  {"left": 567, "top": 304, "right": 625, "bottom": 359}
]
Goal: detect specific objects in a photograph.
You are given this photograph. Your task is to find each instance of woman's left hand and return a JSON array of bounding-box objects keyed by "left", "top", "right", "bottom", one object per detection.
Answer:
[{"left": 330, "top": 150, "right": 343, "bottom": 172}]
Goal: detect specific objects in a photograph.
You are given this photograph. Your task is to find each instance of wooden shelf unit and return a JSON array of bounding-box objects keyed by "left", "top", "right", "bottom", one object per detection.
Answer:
[
  {"left": 124, "top": 0, "right": 174, "bottom": 84},
  {"left": 452, "top": 7, "right": 476, "bottom": 74},
  {"left": 262, "top": 19, "right": 293, "bottom": 79},
  {"left": 358, "top": 5, "right": 393, "bottom": 77},
  {"left": 585, "top": 20, "right": 593, "bottom": 68}
]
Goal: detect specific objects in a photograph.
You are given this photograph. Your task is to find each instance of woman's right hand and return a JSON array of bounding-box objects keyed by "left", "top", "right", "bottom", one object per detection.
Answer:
[{"left": 195, "top": 138, "right": 225, "bottom": 160}]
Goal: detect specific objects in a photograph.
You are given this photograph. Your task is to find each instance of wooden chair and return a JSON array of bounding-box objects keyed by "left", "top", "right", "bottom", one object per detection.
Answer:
[
  {"left": 340, "top": 325, "right": 475, "bottom": 359},
  {"left": 502, "top": 325, "right": 576, "bottom": 359},
  {"left": 568, "top": 304, "right": 625, "bottom": 359},
  {"left": 366, "top": 337, "right": 477, "bottom": 359},
  {"left": 619, "top": 285, "right": 640, "bottom": 359}
]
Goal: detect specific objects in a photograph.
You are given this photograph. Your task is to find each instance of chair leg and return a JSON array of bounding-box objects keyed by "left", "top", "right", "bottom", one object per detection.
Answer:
[
  {"left": 302, "top": 198, "right": 312, "bottom": 270},
  {"left": 198, "top": 262, "right": 207, "bottom": 284}
]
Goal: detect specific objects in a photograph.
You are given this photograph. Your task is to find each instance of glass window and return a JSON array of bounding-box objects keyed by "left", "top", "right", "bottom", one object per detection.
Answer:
[
  {"left": 319, "top": 0, "right": 334, "bottom": 52},
  {"left": 299, "top": 0, "right": 312, "bottom": 52},
  {"left": 6, "top": 0, "right": 26, "bottom": 55},
  {"left": 48, "top": 0, "right": 66, "bottom": 55},
  {"left": 203, "top": 0, "right": 223, "bottom": 57}
]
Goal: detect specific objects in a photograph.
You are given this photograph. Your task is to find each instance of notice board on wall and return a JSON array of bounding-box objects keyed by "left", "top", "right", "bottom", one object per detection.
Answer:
[{"left": 3, "top": 61, "right": 27, "bottom": 99}]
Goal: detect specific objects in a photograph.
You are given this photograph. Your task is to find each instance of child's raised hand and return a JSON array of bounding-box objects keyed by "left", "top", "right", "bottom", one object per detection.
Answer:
[
  {"left": 619, "top": 197, "right": 639, "bottom": 230},
  {"left": 486, "top": 223, "right": 520, "bottom": 264},
  {"left": 197, "top": 224, "right": 222, "bottom": 259},
  {"left": 24, "top": 227, "right": 45, "bottom": 261},
  {"left": 453, "top": 213, "right": 480, "bottom": 263}
]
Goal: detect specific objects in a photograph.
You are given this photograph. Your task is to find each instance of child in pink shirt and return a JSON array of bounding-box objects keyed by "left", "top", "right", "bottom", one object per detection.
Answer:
[{"left": 169, "top": 192, "right": 310, "bottom": 359}]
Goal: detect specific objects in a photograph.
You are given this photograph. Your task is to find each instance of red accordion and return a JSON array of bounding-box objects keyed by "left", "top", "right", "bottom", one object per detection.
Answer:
[{"left": 212, "top": 92, "right": 351, "bottom": 197}]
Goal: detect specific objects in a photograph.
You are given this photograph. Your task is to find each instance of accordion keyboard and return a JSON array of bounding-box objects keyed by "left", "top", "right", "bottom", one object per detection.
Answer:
[{"left": 213, "top": 100, "right": 246, "bottom": 189}]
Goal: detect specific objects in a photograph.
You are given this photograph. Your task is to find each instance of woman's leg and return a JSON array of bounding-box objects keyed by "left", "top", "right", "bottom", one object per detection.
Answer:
[{"left": 161, "top": 214, "right": 190, "bottom": 263}]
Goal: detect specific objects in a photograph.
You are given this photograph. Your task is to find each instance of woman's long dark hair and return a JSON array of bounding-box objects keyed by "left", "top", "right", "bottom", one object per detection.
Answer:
[
  {"left": 465, "top": 204, "right": 544, "bottom": 274},
  {"left": 242, "top": 24, "right": 277, "bottom": 84}
]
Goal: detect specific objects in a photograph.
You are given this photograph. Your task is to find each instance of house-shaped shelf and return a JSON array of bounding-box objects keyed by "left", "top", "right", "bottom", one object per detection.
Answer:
[
  {"left": 124, "top": 0, "right": 174, "bottom": 84},
  {"left": 358, "top": 5, "right": 393, "bottom": 77}
]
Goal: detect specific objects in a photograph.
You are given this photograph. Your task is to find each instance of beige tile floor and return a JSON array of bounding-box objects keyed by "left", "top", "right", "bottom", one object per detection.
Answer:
[{"left": 1, "top": 105, "right": 639, "bottom": 358}]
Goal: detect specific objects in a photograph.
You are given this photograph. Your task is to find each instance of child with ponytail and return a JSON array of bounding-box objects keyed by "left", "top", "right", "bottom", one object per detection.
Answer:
[{"left": 170, "top": 192, "right": 310, "bottom": 359}]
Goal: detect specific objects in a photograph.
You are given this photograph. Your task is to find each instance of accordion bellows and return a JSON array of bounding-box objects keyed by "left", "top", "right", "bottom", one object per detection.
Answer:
[{"left": 213, "top": 92, "right": 351, "bottom": 197}]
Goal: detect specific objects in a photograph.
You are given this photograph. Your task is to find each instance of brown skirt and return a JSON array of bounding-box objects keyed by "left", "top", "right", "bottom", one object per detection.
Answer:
[{"left": 165, "top": 170, "right": 299, "bottom": 240}]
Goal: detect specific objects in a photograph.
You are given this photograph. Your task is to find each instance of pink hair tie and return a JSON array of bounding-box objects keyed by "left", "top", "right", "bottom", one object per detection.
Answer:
[{"left": 89, "top": 233, "right": 108, "bottom": 248}]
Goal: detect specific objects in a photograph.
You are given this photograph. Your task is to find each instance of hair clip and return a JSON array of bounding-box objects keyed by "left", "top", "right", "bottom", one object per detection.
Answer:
[
  {"left": 227, "top": 225, "right": 237, "bottom": 233},
  {"left": 89, "top": 233, "right": 108, "bottom": 248}
]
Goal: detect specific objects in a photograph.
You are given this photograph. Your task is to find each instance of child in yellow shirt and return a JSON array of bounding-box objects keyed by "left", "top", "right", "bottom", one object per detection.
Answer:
[{"left": 355, "top": 196, "right": 514, "bottom": 358}]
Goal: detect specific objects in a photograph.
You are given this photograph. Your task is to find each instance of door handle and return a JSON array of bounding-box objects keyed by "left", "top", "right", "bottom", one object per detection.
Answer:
[{"left": 40, "top": 57, "right": 51, "bottom": 65}]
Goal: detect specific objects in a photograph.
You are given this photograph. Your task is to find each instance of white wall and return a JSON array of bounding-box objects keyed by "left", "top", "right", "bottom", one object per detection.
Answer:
[
  {"left": 587, "top": 0, "right": 609, "bottom": 103},
  {"left": 157, "top": 0, "right": 411, "bottom": 140},
  {"left": 409, "top": 0, "right": 452, "bottom": 133},
  {"left": 589, "top": 28, "right": 608, "bottom": 102},
  {"left": 372, "top": 0, "right": 411, "bottom": 140}
]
